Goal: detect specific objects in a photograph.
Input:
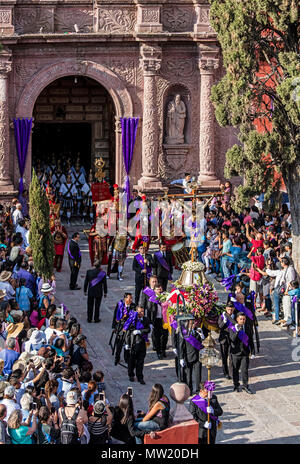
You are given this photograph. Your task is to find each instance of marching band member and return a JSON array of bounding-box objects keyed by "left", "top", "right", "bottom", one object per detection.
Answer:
[{"left": 59, "top": 175, "right": 77, "bottom": 225}]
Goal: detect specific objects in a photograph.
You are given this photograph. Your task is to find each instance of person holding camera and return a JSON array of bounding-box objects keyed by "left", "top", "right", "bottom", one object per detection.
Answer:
[
  {"left": 110, "top": 393, "right": 146, "bottom": 444},
  {"left": 7, "top": 407, "right": 38, "bottom": 444},
  {"left": 88, "top": 399, "right": 112, "bottom": 444},
  {"left": 58, "top": 390, "right": 88, "bottom": 444}
]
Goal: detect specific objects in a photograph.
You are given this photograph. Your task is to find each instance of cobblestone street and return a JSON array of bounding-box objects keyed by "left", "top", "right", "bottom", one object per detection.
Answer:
[{"left": 55, "top": 225, "right": 300, "bottom": 444}]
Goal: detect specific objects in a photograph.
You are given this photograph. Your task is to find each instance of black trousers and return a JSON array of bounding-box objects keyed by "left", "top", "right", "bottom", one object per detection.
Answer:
[
  {"left": 231, "top": 353, "right": 249, "bottom": 388},
  {"left": 152, "top": 318, "right": 169, "bottom": 354},
  {"left": 135, "top": 281, "right": 144, "bottom": 306},
  {"left": 128, "top": 349, "right": 146, "bottom": 381},
  {"left": 69, "top": 260, "right": 79, "bottom": 289},
  {"left": 220, "top": 341, "right": 230, "bottom": 376},
  {"left": 186, "top": 360, "right": 202, "bottom": 394},
  {"left": 87, "top": 295, "right": 102, "bottom": 322},
  {"left": 198, "top": 430, "right": 217, "bottom": 444}
]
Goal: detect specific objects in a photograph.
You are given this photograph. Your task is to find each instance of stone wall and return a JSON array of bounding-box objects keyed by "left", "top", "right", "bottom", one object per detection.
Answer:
[{"left": 0, "top": 0, "right": 238, "bottom": 195}]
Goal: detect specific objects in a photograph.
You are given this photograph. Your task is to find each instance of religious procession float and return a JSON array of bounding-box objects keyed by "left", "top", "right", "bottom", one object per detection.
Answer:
[{"left": 157, "top": 260, "right": 225, "bottom": 334}]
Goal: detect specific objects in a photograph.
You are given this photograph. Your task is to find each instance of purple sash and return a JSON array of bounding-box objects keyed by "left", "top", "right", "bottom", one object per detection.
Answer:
[
  {"left": 90, "top": 270, "right": 106, "bottom": 288},
  {"left": 172, "top": 320, "right": 203, "bottom": 351},
  {"left": 67, "top": 240, "right": 81, "bottom": 260},
  {"left": 116, "top": 300, "right": 131, "bottom": 322},
  {"left": 155, "top": 251, "right": 172, "bottom": 280},
  {"left": 143, "top": 286, "right": 160, "bottom": 304},
  {"left": 221, "top": 314, "right": 249, "bottom": 347},
  {"left": 135, "top": 254, "right": 152, "bottom": 278},
  {"left": 229, "top": 293, "right": 254, "bottom": 320},
  {"left": 143, "top": 287, "right": 156, "bottom": 299},
  {"left": 191, "top": 396, "right": 219, "bottom": 423},
  {"left": 123, "top": 311, "right": 149, "bottom": 342}
]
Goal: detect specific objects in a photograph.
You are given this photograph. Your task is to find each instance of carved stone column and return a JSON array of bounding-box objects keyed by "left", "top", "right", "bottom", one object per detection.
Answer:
[
  {"left": 0, "top": 52, "right": 13, "bottom": 191},
  {"left": 138, "top": 44, "right": 163, "bottom": 191},
  {"left": 198, "top": 46, "right": 220, "bottom": 185}
]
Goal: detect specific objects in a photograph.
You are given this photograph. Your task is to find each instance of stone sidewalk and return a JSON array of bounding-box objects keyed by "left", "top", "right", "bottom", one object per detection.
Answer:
[{"left": 54, "top": 226, "right": 300, "bottom": 444}]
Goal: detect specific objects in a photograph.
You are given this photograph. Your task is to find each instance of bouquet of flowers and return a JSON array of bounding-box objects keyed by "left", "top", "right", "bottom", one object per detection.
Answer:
[{"left": 181, "top": 261, "right": 205, "bottom": 272}]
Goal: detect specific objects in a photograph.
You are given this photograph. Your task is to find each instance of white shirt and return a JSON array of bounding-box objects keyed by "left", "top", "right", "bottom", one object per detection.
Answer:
[
  {"left": 12, "top": 209, "right": 23, "bottom": 226},
  {"left": 266, "top": 266, "right": 295, "bottom": 289},
  {"left": 0, "top": 398, "right": 20, "bottom": 420},
  {"left": 44, "top": 327, "right": 56, "bottom": 344},
  {"left": 156, "top": 303, "right": 162, "bottom": 319},
  {"left": 59, "top": 183, "right": 77, "bottom": 197}
]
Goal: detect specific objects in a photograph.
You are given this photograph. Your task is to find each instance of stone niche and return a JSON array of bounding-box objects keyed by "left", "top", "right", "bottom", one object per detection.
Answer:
[{"left": 163, "top": 84, "right": 191, "bottom": 172}]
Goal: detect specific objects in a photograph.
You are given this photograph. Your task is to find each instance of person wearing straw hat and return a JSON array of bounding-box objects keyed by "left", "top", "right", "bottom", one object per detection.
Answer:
[{"left": 0, "top": 271, "right": 15, "bottom": 301}]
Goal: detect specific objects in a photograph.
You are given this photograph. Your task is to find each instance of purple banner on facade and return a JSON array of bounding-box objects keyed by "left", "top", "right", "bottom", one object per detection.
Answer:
[
  {"left": 13, "top": 118, "right": 33, "bottom": 194},
  {"left": 120, "top": 117, "right": 139, "bottom": 208}
]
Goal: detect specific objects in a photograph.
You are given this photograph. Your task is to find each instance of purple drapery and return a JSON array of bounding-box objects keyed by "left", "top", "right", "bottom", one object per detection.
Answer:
[
  {"left": 120, "top": 117, "right": 139, "bottom": 206},
  {"left": 13, "top": 118, "right": 33, "bottom": 193}
]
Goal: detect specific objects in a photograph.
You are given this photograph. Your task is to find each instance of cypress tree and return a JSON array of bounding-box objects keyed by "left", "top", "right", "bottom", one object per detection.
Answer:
[
  {"left": 29, "top": 169, "right": 54, "bottom": 280},
  {"left": 209, "top": 0, "right": 300, "bottom": 273}
]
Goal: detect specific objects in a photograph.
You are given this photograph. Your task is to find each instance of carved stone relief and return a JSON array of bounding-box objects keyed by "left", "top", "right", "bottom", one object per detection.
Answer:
[
  {"left": 162, "top": 7, "right": 194, "bottom": 32},
  {"left": 0, "top": 10, "right": 11, "bottom": 24},
  {"left": 141, "top": 8, "right": 160, "bottom": 23},
  {"left": 98, "top": 8, "right": 136, "bottom": 33},
  {"left": 55, "top": 9, "right": 93, "bottom": 33},
  {"left": 14, "top": 8, "right": 53, "bottom": 34}
]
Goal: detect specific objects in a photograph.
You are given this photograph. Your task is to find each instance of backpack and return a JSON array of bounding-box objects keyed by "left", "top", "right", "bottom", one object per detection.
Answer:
[{"left": 60, "top": 407, "right": 80, "bottom": 444}]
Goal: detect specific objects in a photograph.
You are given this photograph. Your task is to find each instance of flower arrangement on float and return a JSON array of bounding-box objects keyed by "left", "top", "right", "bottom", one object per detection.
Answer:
[{"left": 157, "top": 260, "right": 225, "bottom": 332}]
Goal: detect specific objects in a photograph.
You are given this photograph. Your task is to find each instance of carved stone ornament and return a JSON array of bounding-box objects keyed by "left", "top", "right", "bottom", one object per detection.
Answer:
[
  {"left": 55, "top": 9, "right": 93, "bottom": 33},
  {"left": 0, "top": 10, "right": 11, "bottom": 24},
  {"left": 161, "top": 59, "right": 195, "bottom": 79},
  {"left": 0, "top": 61, "right": 12, "bottom": 77},
  {"left": 162, "top": 7, "right": 193, "bottom": 32},
  {"left": 141, "top": 8, "right": 160, "bottom": 23},
  {"left": 98, "top": 8, "right": 136, "bottom": 33},
  {"left": 14, "top": 7, "right": 53, "bottom": 34},
  {"left": 198, "top": 57, "right": 219, "bottom": 72},
  {"left": 140, "top": 44, "right": 162, "bottom": 75}
]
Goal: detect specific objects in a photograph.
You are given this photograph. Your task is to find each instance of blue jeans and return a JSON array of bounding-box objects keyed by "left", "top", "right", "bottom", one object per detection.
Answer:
[
  {"left": 221, "top": 257, "right": 231, "bottom": 278},
  {"left": 209, "top": 258, "right": 220, "bottom": 274},
  {"left": 134, "top": 420, "right": 160, "bottom": 444},
  {"left": 272, "top": 288, "right": 281, "bottom": 320}
]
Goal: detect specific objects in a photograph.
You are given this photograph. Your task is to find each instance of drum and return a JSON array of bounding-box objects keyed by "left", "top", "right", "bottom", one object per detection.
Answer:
[{"left": 171, "top": 242, "right": 189, "bottom": 268}]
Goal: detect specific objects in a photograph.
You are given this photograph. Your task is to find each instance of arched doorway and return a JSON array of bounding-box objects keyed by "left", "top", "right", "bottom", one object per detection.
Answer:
[{"left": 32, "top": 75, "right": 116, "bottom": 183}]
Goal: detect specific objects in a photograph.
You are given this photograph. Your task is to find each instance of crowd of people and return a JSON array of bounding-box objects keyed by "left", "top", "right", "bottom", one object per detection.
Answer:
[{"left": 0, "top": 166, "right": 298, "bottom": 446}]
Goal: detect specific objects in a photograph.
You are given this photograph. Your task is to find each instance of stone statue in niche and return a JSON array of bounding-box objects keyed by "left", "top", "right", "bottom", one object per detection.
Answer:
[{"left": 166, "top": 94, "right": 186, "bottom": 144}]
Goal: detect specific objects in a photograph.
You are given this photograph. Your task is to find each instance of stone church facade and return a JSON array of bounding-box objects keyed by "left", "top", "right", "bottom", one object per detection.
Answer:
[{"left": 0, "top": 0, "right": 237, "bottom": 197}]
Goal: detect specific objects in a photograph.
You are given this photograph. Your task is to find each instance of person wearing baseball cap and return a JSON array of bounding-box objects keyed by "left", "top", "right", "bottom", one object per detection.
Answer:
[{"left": 58, "top": 389, "right": 88, "bottom": 442}]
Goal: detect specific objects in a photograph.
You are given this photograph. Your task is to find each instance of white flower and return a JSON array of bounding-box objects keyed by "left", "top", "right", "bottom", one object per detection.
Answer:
[{"left": 182, "top": 260, "right": 205, "bottom": 272}]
